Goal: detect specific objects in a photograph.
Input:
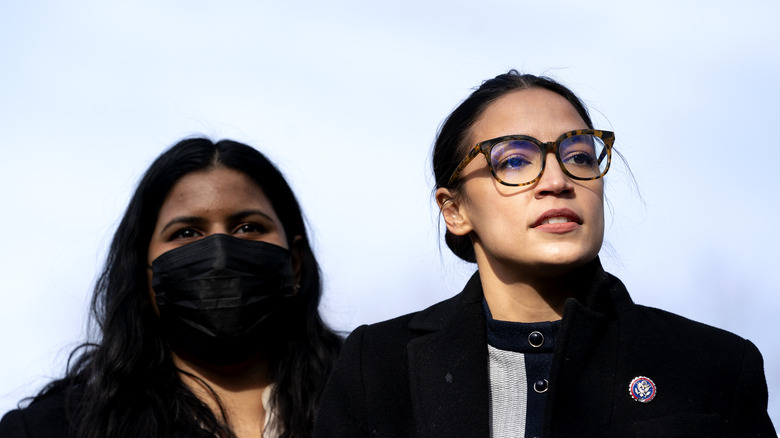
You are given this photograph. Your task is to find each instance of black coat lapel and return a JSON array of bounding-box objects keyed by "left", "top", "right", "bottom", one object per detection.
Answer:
[
  {"left": 406, "top": 273, "right": 490, "bottom": 438},
  {"left": 542, "top": 260, "right": 630, "bottom": 435}
]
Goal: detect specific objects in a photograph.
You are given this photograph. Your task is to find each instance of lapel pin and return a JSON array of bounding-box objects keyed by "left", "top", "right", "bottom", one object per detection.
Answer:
[{"left": 629, "top": 376, "right": 656, "bottom": 403}]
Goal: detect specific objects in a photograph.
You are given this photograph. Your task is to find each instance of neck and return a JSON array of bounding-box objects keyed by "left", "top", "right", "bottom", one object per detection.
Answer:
[
  {"left": 174, "top": 352, "right": 273, "bottom": 437},
  {"left": 476, "top": 255, "right": 596, "bottom": 323}
]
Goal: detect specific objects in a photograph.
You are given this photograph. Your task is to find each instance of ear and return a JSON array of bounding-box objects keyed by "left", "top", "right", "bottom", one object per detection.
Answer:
[
  {"left": 290, "top": 235, "right": 304, "bottom": 287},
  {"left": 435, "top": 187, "right": 472, "bottom": 236}
]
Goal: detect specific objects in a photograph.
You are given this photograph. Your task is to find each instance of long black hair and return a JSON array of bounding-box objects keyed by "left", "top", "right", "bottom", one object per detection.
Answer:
[
  {"left": 432, "top": 70, "right": 595, "bottom": 262},
  {"left": 33, "top": 138, "right": 341, "bottom": 437}
]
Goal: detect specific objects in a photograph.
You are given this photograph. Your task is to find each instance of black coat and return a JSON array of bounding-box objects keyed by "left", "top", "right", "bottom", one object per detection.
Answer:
[
  {"left": 0, "top": 392, "right": 72, "bottom": 438},
  {"left": 314, "top": 260, "right": 776, "bottom": 437},
  {"left": 0, "top": 388, "right": 212, "bottom": 437}
]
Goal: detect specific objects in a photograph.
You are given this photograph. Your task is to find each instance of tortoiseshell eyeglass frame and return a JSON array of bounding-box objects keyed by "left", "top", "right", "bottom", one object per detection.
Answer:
[{"left": 447, "top": 129, "right": 615, "bottom": 187}]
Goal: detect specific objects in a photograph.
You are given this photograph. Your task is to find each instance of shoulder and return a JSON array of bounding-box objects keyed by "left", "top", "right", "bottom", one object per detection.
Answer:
[
  {"left": 338, "top": 285, "right": 477, "bottom": 368},
  {"left": 316, "top": 288, "right": 481, "bottom": 437},
  {"left": 623, "top": 304, "right": 750, "bottom": 350},
  {"left": 588, "top": 266, "right": 755, "bottom": 358},
  {"left": 339, "top": 309, "right": 422, "bottom": 365},
  {"left": 359, "top": 272, "right": 482, "bottom": 338},
  {"left": 608, "top": 305, "right": 774, "bottom": 433},
  {"left": 617, "top": 304, "right": 767, "bottom": 398},
  {"left": 345, "top": 285, "right": 476, "bottom": 351},
  {"left": 0, "top": 391, "right": 72, "bottom": 438},
  {"left": 614, "top": 303, "right": 762, "bottom": 376}
]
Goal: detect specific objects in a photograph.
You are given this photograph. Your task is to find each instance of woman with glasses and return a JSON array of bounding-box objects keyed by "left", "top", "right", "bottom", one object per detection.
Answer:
[
  {"left": 314, "top": 71, "right": 775, "bottom": 437},
  {"left": 0, "top": 138, "right": 341, "bottom": 438}
]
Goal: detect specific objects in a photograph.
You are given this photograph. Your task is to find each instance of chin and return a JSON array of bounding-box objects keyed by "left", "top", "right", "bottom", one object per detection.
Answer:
[{"left": 527, "top": 245, "right": 600, "bottom": 274}]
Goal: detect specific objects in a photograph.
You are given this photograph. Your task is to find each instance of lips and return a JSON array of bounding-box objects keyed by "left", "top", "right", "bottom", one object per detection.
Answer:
[{"left": 531, "top": 208, "right": 583, "bottom": 233}]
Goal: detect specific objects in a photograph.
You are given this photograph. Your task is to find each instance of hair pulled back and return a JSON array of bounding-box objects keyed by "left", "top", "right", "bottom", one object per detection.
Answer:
[{"left": 432, "top": 70, "right": 594, "bottom": 262}]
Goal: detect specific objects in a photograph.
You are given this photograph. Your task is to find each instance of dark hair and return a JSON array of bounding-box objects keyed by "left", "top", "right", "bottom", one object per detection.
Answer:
[
  {"left": 32, "top": 138, "right": 341, "bottom": 437},
  {"left": 432, "top": 70, "right": 595, "bottom": 262}
]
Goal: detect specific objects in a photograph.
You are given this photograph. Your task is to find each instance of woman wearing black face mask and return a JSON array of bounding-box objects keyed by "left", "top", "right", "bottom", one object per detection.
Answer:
[{"left": 0, "top": 138, "right": 341, "bottom": 438}]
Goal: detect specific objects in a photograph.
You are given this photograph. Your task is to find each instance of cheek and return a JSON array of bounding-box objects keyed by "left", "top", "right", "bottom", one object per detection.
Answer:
[
  {"left": 270, "top": 234, "right": 289, "bottom": 250},
  {"left": 147, "top": 239, "right": 172, "bottom": 267},
  {"left": 462, "top": 182, "right": 532, "bottom": 225},
  {"left": 585, "top": 184, "right": 606, "bottom": 244},
  {"left": 582, "top": 180, "right": 605, "bottom": 214}
]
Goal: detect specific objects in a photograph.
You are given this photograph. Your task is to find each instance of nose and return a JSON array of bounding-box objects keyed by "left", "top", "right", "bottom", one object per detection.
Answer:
[
  {"left": 533, "top": 152, "right": 574, "bottom": 198},
  {"left": 205, "top": 227, "right": 232, "bottom": 237}
]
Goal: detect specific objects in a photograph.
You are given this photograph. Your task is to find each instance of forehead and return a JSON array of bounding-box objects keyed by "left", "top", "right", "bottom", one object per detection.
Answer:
[
  {"left": 470, "top": 88, "right": 588, "bottom": 144},
  {"left": 157, "top": 167, "right": 277, "bottom": 219}
]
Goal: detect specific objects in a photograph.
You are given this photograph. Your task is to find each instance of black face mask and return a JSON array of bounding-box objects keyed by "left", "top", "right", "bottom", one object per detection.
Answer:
[{"left": 150, "top": 233, "right": 296, "bottom": 366}]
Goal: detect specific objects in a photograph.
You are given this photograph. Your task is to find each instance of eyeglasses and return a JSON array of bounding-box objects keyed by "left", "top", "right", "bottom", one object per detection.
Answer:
[{"left": 447, "top": 129, "right": 615, "bottom": 187}]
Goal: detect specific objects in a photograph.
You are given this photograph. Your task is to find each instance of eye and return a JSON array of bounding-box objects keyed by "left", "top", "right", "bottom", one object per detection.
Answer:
[
  {"left": 563, "top": 151, "right": 596, "bottom": 166},
  {"left": 170, "top": 228, "right": 201, "bottom": 241},
  {"left": 560, "top": 135, "right": 598, "bottom": 168},
  {"left": 496, "top": 154, "right": 532, "bottom": 171},
  {"left": 491, "top": 140, "right": 539, "bottom": 171},
  {"left": 234, "top": 223, "right": 267, "bottom": 235}
]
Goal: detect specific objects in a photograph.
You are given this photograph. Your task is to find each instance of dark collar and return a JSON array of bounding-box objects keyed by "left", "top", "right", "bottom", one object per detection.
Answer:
[
  {"left": 408, "top": 257, "right": 633, "bottom": 335},
  {"left": 403, "top": 257, "right": 633, "bottom": 437}
]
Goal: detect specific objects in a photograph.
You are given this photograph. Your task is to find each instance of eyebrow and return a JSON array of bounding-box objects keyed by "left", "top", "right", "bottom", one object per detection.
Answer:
[
  {"left": 229, "top": 209, "right": 276, "bottom": 223},
  {"left": 158, "top": 209, "right": 277, "bottom": 235}
]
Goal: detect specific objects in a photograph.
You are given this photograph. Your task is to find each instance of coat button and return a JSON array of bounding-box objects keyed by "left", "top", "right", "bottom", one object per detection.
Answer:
[
  {"left": 528, "top": 331, "right": 544, "bottom": 347},
  {"left": 533, "top": 379, "right": 548, "bottom": 393}
]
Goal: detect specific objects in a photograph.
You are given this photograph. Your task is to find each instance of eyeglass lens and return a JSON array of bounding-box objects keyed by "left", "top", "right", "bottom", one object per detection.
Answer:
[{"left": 489, "top": 134, "right": 608, "bottom": 185}]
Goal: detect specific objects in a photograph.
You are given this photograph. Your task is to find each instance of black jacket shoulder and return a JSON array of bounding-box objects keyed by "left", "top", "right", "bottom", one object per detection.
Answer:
[{"left": 0, "top": 391, "right": 72, "bottom": 438}]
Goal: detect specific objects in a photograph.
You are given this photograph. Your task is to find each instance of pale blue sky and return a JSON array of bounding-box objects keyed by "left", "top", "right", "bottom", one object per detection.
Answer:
[{"left": 1, "top": 0, "right": 778, "bottom": 423}]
